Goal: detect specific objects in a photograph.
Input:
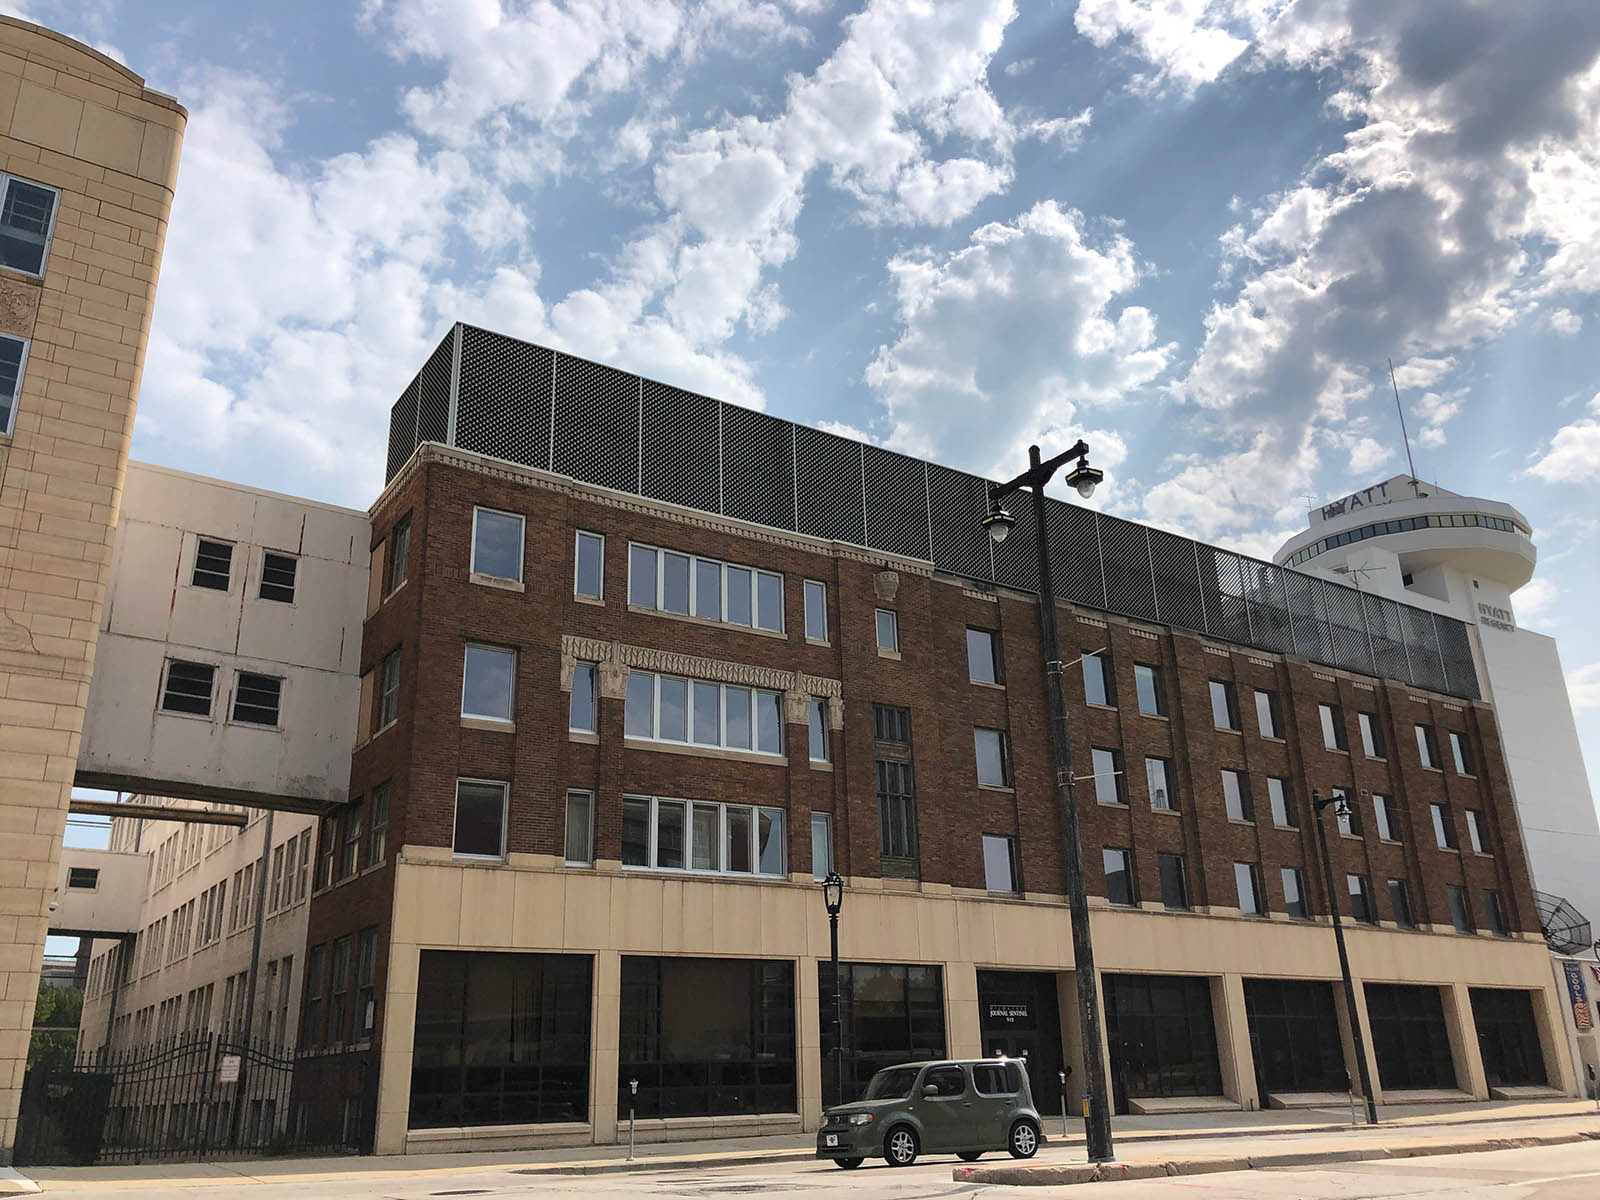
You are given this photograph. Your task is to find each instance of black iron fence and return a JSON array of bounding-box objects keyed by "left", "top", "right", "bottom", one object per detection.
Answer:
[{"left": 15, "top": 1032, "right": 373, "bottom": 1166}]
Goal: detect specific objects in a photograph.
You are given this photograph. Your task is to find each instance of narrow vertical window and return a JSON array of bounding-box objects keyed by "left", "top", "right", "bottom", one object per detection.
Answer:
[
  {"left": 1334, "top": 788, "right": 1361, "bottom": 837},
  {"left": 1145, "top": 756, "right": 1174, "bottom": 811},
  {"left": 574, "top": 531, "right": 604, "bottom": 600},
  {"left": 629, "top": 544, "right": 658, "bottom": 608},
  {"left": 804, "top": 580, "right": 828, "bottom": 641},
  {"left": 1090, "top": 747, "right": 1124, "bottom": 806},
  {"left": 1254, "top": 689, "right": 1279, "bottom": 738},
  {"left": 1103, "top": 847, "right": 1135, "bottom": 906},
  {"left": 1158, "top": 852, "right": 1189, "bottom": 910},
  {"left": 564, "top": 790, "right": 594, "bottom": 866},
  {"left": 1347, "top": 874, "right": 1374, "bottom": 924},
  {"left": 1267, "top": 777, "right": 1295, "bottom": 827},
  {"left": 569, "top": 662, "right": 597, "bottom": 733},
  {"left": 0, "top": 175, "right": 59, "bottom": 276},
  {"left": 1387, "top": 879, "right": 1414, "bottom": 928},
  {"left": 755, "top": 571, "right": 784, "bottom": 632},
  {"left": 1209, "top": 680, "right": 1238, "bottom": 730},
  {"left": 967, "top": 629, "right": 1000, "bottom": 685},
  {"left": 811, "top": 812, "right": 833, "bottom": 880},
  {"left": 1449, "top": 731, "right": 1473, "bottom": 775},
  {"left": 1319, "top": 703, "right": 1346, "bottom": 750},
  {"left": 1416, "top": 724, "right": 1440, "bottom": 769},
  {"left": 1134, "top": 664, "right": 1164, "bottom": 716},
  {"left": 809, "top": 698, "right": 830, "bottom": 763},
  {"left": 982, "top": 834, "right": 1018, "bottom": 893},
  {"left": 1359, "top": 712, "right": 1385, "bottom": 758},
  {"left": 1447, "top": 884, "right": 1474, "bottom": 933},
  {"left": 1484, "top": 890, "right": 1508, "bottom": 936},
  {"left": 387, "top": 514, "right": 411, "bottom": 594},
  {"left": 974, "top": 728, "right": 1011, "bottom": 787},
  {"left": 1281, "top": 868, "right": 1308, "bottom": 919},
  {"left": 1221, "top": 769, "right": 1252, "bottom": 822},
  {"left": 1082, "top": 652, "right": 1114, "bottom": 706},
  {"left": 460, "top": 644, "right": 515, "bottom": 723},
  {"left": 378, "top": 648, "right": 400, "bottom": 728},
  {"left": 1466, "top": 810, "right": 1489, "bottom": 854},
  {"left": 1234, "top": 862, "right": 1263, "bottom": 915},
  {"left": 1431, "top": 804, "right": 1456, "bottom": 849},
  {"left": 368, "top": 782, "right": 389, "bottom": 866},
  {"left": 875, "top": 609, "right": 899, "bottom": 653},
  {"left": 1373, "top": 794, "right": 1399, "bottom": 843}
]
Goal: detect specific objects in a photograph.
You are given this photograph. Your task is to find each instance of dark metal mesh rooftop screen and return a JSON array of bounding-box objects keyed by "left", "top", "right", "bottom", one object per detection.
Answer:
[{"left": 383, "top": 324, "right": 1481, "bottom": 700}]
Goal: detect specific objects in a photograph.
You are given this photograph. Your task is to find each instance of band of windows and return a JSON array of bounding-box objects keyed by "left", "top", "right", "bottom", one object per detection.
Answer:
[{"left": 1285, "top": 511, "right": 1529, "bottom": 567}]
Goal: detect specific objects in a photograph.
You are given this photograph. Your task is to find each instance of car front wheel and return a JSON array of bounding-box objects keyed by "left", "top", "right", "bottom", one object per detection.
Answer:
[
  {"left": 1008, "top": 1119, "right": 1040, "bottom": 1159},
  {"left": 834, "top": 1156, "right": 863, "bottom": 1169},
  {"left": 885, "top": 1126, "right": 919, "bottom": 1166}
]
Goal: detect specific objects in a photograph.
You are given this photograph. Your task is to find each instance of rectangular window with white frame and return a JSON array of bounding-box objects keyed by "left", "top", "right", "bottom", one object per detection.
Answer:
[
  {"left": 565, "top": 790, "right": 594, "bottom": 866},
  {"left": 1431, "top": 803, "right": 1456, "bottom": 849},
  {"left": 471, "top": 507, "right": 524, "bottom": 583},
  {"left": 1449, "top": 730, "right": 1473, "bottom": 775},
  {"left": 624, "top": 669, "right": 783, "bottom": 756},
  {"left": 982, "top": 834, "right": 1019, "bottom": 893},
  {"left": 1221, "top": 769, "right": 1252, "bottom": 822},
  {"left": 1090, "top": 746, "right": 1125, "bottom": 806},
  {"left": 0, "top": 173, "right": 60, "bottom": 277},
  {"left": 231, "top": 671, "right": 282, "bottom": 726},
  {"left": 809, "top": 698, "right": 830, "bottom": 763},
  {"left": 974, "top": 728, "right": 1011, "bottom": 787},
  {"left": 258, "top": 551, "right": 298, "bottom": 605},
  {"left": 1373, "top": 793, "right": 1400, "bottom": 843},
  {"left": 1359, "top": 712, "right": 1385, "bottom": 758},
  {"left": 453, "top": 779, "right": 508, "bottom": 860},
  {"left": 627, "top": 541, "right": 783, "bottom": 632},
  {"left": 377, "top": 648, "right": 400, "bottom": 729},
  {"left": 460, "top": 643, "right": 515, "bottom": 723},
  {"left": 574, "top": 530, "right": 604, "bottom": 600},
  {"left": 1254, "top": 689, "right": 1280, "bottom": 738},
  {"left": 1145, "top": 755, "right": 1174, "bottom": 811},
  {"left": 161, "top": 659, "right": 216, "bottom": 717},
  {"left": 1466, "top": 808, "right": 1488, "bottom": 854},
  {"left": 1209, "top": 680, "right": 1239, "bottom": 730},
  {"left": 1234, "top": 862, "right": 1264, "bottom": 915},
  {"left": 621, "top": 794, "right": 785, "bottom": 877},
  {"left": 569, "top": 662, "right": 597, "bottom": 733},
  {"left": 1267, "top": 777, "right": 1295, "bottom": 827},
  {"left": 804, "top": 579, "right": 827, "bottom": 641},
  {"left": 1319, "top": 703, "right": 1346, "bottom": 750},
  {"left": 811, "top": 812, "right": 833, "bottom": 880},
  {"left": 0, "top": 333, "right": 31, "bottom": 436},
  {"left": 875, "top": 608, "right": 899, "bottom": 654},
  {"left": 967, "top": 628, "right": 1001, "bottom": 685}
]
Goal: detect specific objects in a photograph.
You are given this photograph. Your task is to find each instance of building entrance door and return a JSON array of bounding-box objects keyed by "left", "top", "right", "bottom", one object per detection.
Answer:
[{"left": 977, "top": 971, "right": 1065, "bottom": 1116}]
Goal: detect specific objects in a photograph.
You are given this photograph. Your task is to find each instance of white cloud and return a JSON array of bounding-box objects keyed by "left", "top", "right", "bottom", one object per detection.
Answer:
[
  {"left": 1526, "top": 394, "right": 1600, "bottom": 486},
  {"left": 1568, "top": 661, "right": 1600, "bottom": 712},
  {"left": 1548, "top": 307, "right": 1584, "bottom": 336},
  {"left": 1141, "top": 430, "right": 1317, "bottom": 541},
  {"left": 1515, "top": 576, "right": 1558, "bottom": 622},
  {"left": 1074, "top": 0, "right": 1280, "bottom": 92},
  {"left": 864, "top": 200, "right": 1173, "bottom": 477}
]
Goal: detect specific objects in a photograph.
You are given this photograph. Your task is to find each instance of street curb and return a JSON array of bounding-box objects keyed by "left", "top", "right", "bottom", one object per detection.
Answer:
[
  {"left": 950, "top": 1129, "right": 1600, "bottom": 1186},
  {"left": 518, "top": 1104, "right": 1595, "bottom": 1178},
  {"left": 0, "top": 1166, "right": 40, "bottom": 1196}
]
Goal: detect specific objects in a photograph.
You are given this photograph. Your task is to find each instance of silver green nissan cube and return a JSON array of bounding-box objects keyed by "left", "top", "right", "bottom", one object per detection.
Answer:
[{"left": 815, "top": 1057, "right": 1044, "bottom": 1168}]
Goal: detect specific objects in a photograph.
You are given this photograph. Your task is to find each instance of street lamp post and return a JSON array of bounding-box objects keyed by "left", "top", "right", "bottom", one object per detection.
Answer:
[
  {"left": 822, "top": 872, "right": 845, "bottom": 1106},
  {"left": 981, "top": 441, "right": 1114, "bottom": 1164},
  {"left": 1311, "top": 788, "right": 1379, "bottom": 1125}
]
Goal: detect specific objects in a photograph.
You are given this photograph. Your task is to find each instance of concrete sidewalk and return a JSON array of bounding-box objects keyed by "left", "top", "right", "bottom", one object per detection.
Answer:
[{"left": 19, "top": 1096, "right": 1600, "bottom": 1193}]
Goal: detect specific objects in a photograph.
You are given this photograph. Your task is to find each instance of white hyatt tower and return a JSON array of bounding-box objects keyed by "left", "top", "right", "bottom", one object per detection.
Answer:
[{"left": 1277, "top": 475, "right": 1600, "bottom": 1083}]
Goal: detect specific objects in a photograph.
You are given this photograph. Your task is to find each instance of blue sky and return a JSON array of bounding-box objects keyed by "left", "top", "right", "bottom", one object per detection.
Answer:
[{"left": 15, "top": 0, "right": 1600, "bottom": 810}]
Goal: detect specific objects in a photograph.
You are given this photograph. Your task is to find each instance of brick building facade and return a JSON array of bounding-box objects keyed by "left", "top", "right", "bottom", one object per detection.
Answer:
[{"left": 299, "top": 333, "right": 1573, "bottom": 1153}]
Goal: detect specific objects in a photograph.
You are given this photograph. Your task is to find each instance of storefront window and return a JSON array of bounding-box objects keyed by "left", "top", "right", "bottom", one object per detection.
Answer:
[
  {"left": 1364, "top": 983, "right": 1456, "bottom": 1091},
  {"left": 1104, "top": 973, "right": 1221, "bottom": 1112},
  {"left": 818, "top": 962, "right": 946, "bottom": 1108},
  {"left": 619, "top": 957, "right": 796, "bottom": 1118},
  {"left": 409, "top": 950, "right": 592, "bottom": 1129}
]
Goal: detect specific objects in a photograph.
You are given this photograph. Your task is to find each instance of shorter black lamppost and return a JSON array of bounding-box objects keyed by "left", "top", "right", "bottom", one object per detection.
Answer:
[
  {"left": 822, "top": 872, "right": 845, "bottom": 1105},
  {"left": 1311, "top": 788, "right": 1379, "bottom": 1125}
]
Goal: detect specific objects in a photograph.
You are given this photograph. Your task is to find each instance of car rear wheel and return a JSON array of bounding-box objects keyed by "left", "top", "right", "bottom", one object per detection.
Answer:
[
  {"left": 957, "top": 1150, "right": 983, "bottom": 1162},
  {"left": 834, "top": 1157, "right": 863, "bottom": 1169},
  {"left": 885, "top": 1126, "right": 919, "bottom": 1167},
  {"left": 1008, "top": 1119, "right": 1040, "bottom": 1159}
]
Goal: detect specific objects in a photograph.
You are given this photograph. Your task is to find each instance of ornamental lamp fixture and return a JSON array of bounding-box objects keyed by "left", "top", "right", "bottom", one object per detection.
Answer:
[
  {"left": 822, "top": 871, "right": 844, "bottom": 917},
  {"left": 981, "top": 498, "right": 1015, "bottom": 545},
  {"left": 1065, "top": 456, "right": 1103, "bottom": 500}
]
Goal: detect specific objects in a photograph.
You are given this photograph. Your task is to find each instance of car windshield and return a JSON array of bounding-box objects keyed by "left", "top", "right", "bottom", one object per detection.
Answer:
[{"left": 863, "top": 1066, "right": 922, "bottom": 1100}]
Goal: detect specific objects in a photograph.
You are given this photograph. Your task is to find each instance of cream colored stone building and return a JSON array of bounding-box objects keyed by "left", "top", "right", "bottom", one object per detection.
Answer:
[{"left": 0, "top": 17, "right": 183, "bottom": 1157}]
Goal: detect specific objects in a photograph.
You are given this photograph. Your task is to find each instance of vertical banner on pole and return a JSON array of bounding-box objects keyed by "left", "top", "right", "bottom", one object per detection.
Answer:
[{"left": 1563, "top": 961, "right": 1592, "bottom": 1031}]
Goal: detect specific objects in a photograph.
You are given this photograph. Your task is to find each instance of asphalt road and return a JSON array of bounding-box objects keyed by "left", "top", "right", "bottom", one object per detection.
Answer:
[{"left": 31, "top": 1139, "right": 1600, "bottom": 1199}]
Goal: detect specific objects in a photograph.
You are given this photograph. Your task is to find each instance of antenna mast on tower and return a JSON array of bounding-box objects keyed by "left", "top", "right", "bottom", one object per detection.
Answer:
[{"left": 1387, "top": 358, "right": 1421, "bottom": 498}]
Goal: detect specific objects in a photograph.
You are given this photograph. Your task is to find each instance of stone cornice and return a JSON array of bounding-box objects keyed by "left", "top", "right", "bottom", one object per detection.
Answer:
[
  {"left": 560, "top": 634, "right": 844, "bottom": 702},
  {"left": 378, "top": 442, "right": 936, "bottom": 576}
]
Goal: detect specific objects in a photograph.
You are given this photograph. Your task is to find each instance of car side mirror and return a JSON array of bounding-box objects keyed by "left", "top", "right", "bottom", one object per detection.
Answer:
[{"left": 922, "top": 1084, "right": 939, "bottom": 1099}]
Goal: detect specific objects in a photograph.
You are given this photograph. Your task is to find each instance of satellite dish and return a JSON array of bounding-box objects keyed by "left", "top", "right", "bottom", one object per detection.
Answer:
[{"left": 1534, "top": 890, "right": 1592, "bottom": 956}]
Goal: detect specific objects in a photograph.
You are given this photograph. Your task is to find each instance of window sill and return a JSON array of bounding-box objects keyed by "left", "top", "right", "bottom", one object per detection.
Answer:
[
  {"left": 1227, "top": 818, "right": 1255, "bottom": 827},
  {"left": 1339, "top": 832, "right": 1362, "bottom": 841},
  {"left": 809, "top": 759, "right": 833, "bottom": 772},
  {"left": 1259, "top": 735, "right": 1285, "bottom": 744},
  {"left": 877, "top": 648, "right": 902, "bottom": 660},
  {"left": 971, "top": 679, "right": 1005, "bottom": 691},
  {"left": 573, "top": 593, "right": 605, "bottom": 608},
  {"left": 1436, "top": 845, "right": 1460, "bottom": 854},
  {"left": 623, "top": 736, "right": 787, "bottom": 767},
  {"left": 1150, "top": 806, "right": 1181, "bottom": 817},
  {"left": 1379, "top": 838, "right": 1402, "bottom": 846},
  {"left": 1215, "top": 726, "right": 1242, "bottom": 736},
  {"left": 452, "top": 852, "right": 508, "bottom": 864},
  {"left": 460, "top": 717, "right": 514, "bottom": 733},
  {"left": 1085, "top": 701, "right": 1119, "bottom": 712},
  {"left": 1272, "top": 822, "right": 1300, "bottom": 832},
  {"left": 1420, "top": 764, "right": 1444, "bottom": 774},
  {"left": 805, "top": 636, "right": 830, "bottom": 647},
  {"left": 1472, "top": 850, "right": 1493, "bottom": 858},
  {"left": 620, "top": 863, "right": 787, "bottom": 883},
  {"left": 381, "top": 577, "right": 411, "bottom": 607},
  {"left": 1366, "top": 754, "right": 1388, "bottom": 762},
  {"left": 568, "top": 729, "right": 599, "bottom": 745},
  {"left": 158, "top": 707, "right": 217, "bottom": 724},
  {"left": 1323, "top": 746, "right": 1349, "bottom": 755},
  {"left": 469, "top": 572, "right": 525, "bottom": 593},
  {"left": 977, "top": 783, "right": 1014, "bottom": 793},
  {"left": 372, "top": 718, "right": 399, "bottom": 741},
  {"left": 1096, "top": 800, "right": 1129, "bottom": 810},
  {"left": 625, "top": 603, "right": 787, "bottom": 640},
  {"left": 1138, "top": 711, "right": 1169, "bottom": 722}
]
